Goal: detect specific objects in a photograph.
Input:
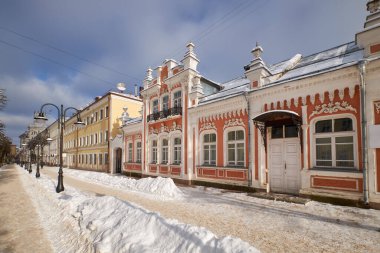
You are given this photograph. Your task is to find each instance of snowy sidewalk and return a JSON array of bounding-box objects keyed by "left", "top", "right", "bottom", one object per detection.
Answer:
[
  {"left": 42, "top": 166, "right": 380, "bottom": 253},
  {"left": 0, "top": 164, "right": 53, "bottom": 253}
]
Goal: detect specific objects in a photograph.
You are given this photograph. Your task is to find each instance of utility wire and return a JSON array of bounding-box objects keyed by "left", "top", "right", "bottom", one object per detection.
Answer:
[
  {"left": 166, "top": 0, "right": 259, "bottom": 61},
  {"left": 0, "top": 39, "right": 114, "bottom": 85},
  {"left": 0, "top": 26, "right": 141, "bottom": 82}
]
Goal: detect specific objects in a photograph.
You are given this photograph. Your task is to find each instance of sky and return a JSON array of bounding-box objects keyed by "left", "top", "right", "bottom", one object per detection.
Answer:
[{"left": 0, "top": 0, "right": 368, "bottom": 145}]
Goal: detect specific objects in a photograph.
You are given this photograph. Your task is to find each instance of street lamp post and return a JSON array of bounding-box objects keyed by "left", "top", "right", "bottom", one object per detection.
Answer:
[
  {"left": 36, "top": 144, "right": 40, "bottom": 178},
  {"left": 34, "top": 104, "right": 84, "bottom": 193}
]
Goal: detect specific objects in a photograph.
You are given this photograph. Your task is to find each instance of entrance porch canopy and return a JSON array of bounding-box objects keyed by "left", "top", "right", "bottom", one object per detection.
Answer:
[{"left": 252, "top": 110, "right": 302, "bottom": 148}]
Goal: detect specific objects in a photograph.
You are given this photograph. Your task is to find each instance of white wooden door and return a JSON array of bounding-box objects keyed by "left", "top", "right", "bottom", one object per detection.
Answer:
[{"left": 269, "top": 138, "right": 300, "bottom": 194}]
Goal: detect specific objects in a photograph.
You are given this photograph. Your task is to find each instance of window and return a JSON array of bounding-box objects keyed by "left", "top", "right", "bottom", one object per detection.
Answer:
[
  {"left": 162, "top": 139, "right": 168, "bottom": 164},
  {"left": 105, "top": 153, "right": 109, "bottom": 164},
  {"left": 105, "top": 106, "right": 109, "bottom": 117},
  {"left": 95, "top": 112, "right": 98, "bottom": 122},
  {"left": 314, "top": 117, "right": 354, "bottom": 168},
  {"left": 152, "top": 140, "right": 157, "bottom": 163},
  {"left": 90, "top": 135, "right": 93, "bottom": 145},
  {"left": 173, "top": 91, "right": 182, "bottom": 107},
  {"left": 227, "top": 130, "right": 245, "bottom": 166},
  {"left": 100, "top": 109, "right": 103, "bottom": 120},
  {"left": 152, "top": 99, "right": 159, "bottom": 113},
  {"left": 99, "top": 154, "right": 103, "bottom": 165},
  {"left": 136, "top": 141, "right": 142, "bottom": 163},
  {"left": 99, "top": 132, "right": 103, "bottom": 143},
  {"left": 128, "top": 142, "right": 133, "bottom": 162},
  {"left": 89, "top": 154, "right": 92, "bottom": 164},
  {"left": 162, "top": 95, "right": 169, "bottom": 111},
  {"left": 203, "top": 133, "right": 216, "bottom": 165},
  {"left": 271, "top": 125, "right": 298, "bottom": 139},
  {"left": 95, "top": 133, "right": 98, "bottom": 144},
  {"left": 173, "top": 137, "right": 181, "bottom": 164},
  {"left": 94, "top": 154, "right": 97, "bottom": 165},
  {"left": 105, "top": 131, "right": 109, "bottom": 142},
  {"left": 87, "top": 116, "right": 90, "bottom": 125}
]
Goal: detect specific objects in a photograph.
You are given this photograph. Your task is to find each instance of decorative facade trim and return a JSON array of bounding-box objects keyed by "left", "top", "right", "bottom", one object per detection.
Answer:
[
  {"left": 223, "top": 118, "right": 245, "bottom": 130},
  {"left": 375, "top": 102, "right": 380, "bottom": 114},
  {"left": 310, "top": 101, "right": 357, "bottom": 118},
  {"left": 199, "top": 122, "right": 216, "bottom": 132}
]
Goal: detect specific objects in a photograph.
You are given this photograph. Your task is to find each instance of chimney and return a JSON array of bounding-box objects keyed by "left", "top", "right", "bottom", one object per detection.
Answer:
[
  {"left": 244, "top": 42, "right": 271, "bottom": 89},
  {"left": 134, "top": 84, "right": 138, "bottom": 97},
  {"left": 189, "top": 75, "right": 203, "bottom": 106},
  {"left": 143, "top": 67, "right": 153, "bottom": 89},
  {"left": 356, "top": 0, "right": 380, "bottom": 56},
  {"left": 181, "top": 42, "right": 199, "bottom": 71},
  {"left": 156, "top": 65, "right": 162, "bottom": 86}
]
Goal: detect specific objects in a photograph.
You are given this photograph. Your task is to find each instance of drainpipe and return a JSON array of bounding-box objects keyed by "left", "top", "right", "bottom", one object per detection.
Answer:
[
  {"left": 359, "top": 60, "right": 369, "bottom": 205},
  {"left": 244, "top": 91, "right": 252, "bottom": 187}
]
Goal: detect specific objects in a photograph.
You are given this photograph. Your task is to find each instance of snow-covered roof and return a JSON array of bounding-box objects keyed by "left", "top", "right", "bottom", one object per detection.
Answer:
[
  {"left": 198, "top": 77, "right": 250, "bottom": 105},
  {"left": 123, "top": 117, "right": 142, "bottom": 126},
  {"left": 268, "top": 42, "right": 363, "bottom": 84}
]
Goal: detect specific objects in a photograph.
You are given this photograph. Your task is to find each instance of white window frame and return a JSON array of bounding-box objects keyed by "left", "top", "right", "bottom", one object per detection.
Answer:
[
  {"left": 135, "top": 141, "right": 142, "bottom": 163},
  {"left": 162, "top": 94, "right": 169, "bottom": 111},
  {"left": 151, "top": 139, "right": 158, "bottom": 164},
  {"left": 161, "top": 138, "right": 169, "bottom": 164},
  {"left": 311, "top": 114, "right": 357, "bottom": 169},
  {"left": 127, "top": 141, "right": 133, "bottom": 163},
  {"left": 152, "top": 99, "right": 159, "bottom": 113},
  {"left": 201, "top": 130, "right": 217, "bottom": 166},
  {"left": 172, "top": 136, "right": 182, "bottom": 165},
  {"left": 224, "top": 127, "right": 245, "bottom": 167},
  {"left": 172, "top": 90, "right": 182, "bottom": 108}
]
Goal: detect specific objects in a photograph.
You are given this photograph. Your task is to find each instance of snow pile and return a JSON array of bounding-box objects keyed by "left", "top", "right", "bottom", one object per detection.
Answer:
[
  {"left": 63, "top": 168, "right": 183, "bottom": 199},
  {"left": 20, "top": 168, "right": 259, "bottom": 253}
]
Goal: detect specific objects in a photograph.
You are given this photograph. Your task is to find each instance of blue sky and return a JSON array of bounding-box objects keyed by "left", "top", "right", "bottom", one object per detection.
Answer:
[{"left": 0, "top": 0, "right": 367, "bottom": 145}]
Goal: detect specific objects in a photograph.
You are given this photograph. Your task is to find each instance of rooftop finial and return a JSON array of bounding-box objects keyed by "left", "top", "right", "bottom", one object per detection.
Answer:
[{"left": 251, "top": 42, "right": 263, "bottom": 59}]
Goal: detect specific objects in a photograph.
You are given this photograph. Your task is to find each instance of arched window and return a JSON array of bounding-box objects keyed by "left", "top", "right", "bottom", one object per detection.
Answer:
[
  {"left": 203, "top": 133, "right": 216, "bottom": 165},
  {"left": 136, "top": 141, "right": 142, "bottom": 163},
  {"left": 227, "top": 130, "right": 245, "bottom": 166},
  {"left": 151, "top": 140, "right": 157, "bottom": 164},
  {"left": 173, "top": 137, "right": 181, "bottom": 164},
  {"left": 161, "top": 139, "right": 168, "bottom": 164},
  {"left": 314, "top": 117, "right": 355, "bottom": 168},
  {"left": 128, "top": 142, "right": 133, "bottom": 162}
]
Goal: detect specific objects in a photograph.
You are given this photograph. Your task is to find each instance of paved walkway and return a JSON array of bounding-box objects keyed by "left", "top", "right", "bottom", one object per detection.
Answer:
[{"left": 0, "top": 164, "right": 53, "bottom": 253}]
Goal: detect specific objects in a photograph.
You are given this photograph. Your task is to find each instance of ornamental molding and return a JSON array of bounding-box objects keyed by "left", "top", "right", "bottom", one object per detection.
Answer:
[
  {"left": 126, "top": 136, "right": 133, "bottom": 141},
  {"left": 375, "top": 102, "right": 380, "bottom": 114},
  {"left": 135, "top": 134, "right": 142, "bottom": 140},
  {"left": 223, "top": 118, "right": 245, "bottom": 130},
  {"left": 199, "top": 122, "right": 216, "bottom": 132},
  {"left": 309, "top": 101, "right": 357, "bottom": 118},
  {"left": 149, "top": 123, "right": 181, "bottom": 135},
  {"left": 252, "top": 69, "right": 357, "bottom": 100}
]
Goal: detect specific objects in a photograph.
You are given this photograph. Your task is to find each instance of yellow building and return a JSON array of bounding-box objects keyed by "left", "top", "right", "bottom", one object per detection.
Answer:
[{"left": 63, "top": 91, "right": 142, "bottom": 172}]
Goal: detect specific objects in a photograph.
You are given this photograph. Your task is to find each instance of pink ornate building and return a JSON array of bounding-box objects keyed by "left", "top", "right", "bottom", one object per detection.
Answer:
[{"left": 120, "top": 1, "right": 380, "bottom": 208}]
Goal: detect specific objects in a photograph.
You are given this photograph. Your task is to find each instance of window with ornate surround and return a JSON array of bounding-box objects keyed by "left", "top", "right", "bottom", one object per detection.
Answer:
[
  {"left": 136, "top": 141, "right": 142, "bottom": 163},
  {"left": 202, "top": 132, "right": 216, "bottom": 166},
  {"left": 173, "top": 137, "right": 181, "bottom": 165},
  {"left": 161, "top": 139, "right": 169, "bottom": 164},
  {"left": 128, "top": 142, "right": 133, "bottom": 163},
  {"left": 225, "top": 128, "right": 245, "bottom": 167},
  {"left": 312, "top": 115, "right": 357, "bottom": 170}
]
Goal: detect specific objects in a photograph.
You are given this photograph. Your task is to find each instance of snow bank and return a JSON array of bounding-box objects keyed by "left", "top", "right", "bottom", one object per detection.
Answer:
[
  {"left": 62, "top": 168, "right": 184, "bottom": 200},
  {"left": 20, "top": 167, "right": 259, "bottom": 253}
]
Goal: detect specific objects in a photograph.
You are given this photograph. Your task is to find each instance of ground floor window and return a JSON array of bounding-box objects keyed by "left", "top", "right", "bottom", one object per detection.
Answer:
[
  {"left": 314, "top": 117, "right": 355, "bottom": 168},
  {"left": 227, "top": 130, "right": 244, "bottom": 166},
  {"left": 173, "top": 137, "right": 181, "bottom": 164}
]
